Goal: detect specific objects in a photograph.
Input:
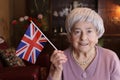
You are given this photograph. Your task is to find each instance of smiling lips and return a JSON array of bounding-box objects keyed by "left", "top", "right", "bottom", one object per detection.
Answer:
[{"left": 79, "top": 42, "right": 88, "bottom": 46}]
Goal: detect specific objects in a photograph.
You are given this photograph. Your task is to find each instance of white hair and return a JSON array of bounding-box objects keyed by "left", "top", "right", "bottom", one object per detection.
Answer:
[{"left": 65, "top": 7, "right": 105, "bottom": 38}]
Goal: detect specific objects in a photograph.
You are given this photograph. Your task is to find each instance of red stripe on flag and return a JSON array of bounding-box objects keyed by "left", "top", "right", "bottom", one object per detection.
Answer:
[{"left": 22, "top": 31, "right": 43, "bottom": 60}]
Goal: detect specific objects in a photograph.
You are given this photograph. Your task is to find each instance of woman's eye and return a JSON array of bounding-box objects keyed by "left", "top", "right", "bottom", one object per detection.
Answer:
[
  {"left": 74, "top": 30, "right": 81, "bottom": 35},
  {"left": 87, "top": 30, "right": 92, "bottom": 33}
]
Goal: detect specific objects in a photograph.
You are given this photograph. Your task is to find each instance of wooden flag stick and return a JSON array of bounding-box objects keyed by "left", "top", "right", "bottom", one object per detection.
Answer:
[{"left": 31, "top": 20, "right": 58, "bottom": 50}]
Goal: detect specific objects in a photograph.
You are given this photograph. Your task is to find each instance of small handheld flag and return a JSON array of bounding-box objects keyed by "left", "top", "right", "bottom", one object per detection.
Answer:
[{"left": 16, "top": 21, "right": 57, "bottom": 64}]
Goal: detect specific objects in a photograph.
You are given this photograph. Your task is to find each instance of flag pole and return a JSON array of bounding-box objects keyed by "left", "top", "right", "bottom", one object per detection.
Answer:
[{"left": 30, "top": 20, "right": 58, "bottom": 50}]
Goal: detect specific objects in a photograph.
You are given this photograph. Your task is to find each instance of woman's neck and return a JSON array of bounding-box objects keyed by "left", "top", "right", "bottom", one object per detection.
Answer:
[
  {"left": 73, "top": 47, "right": 96, "bottom": 58},
  {"left": 72, "top": 47, "right": 96, "bottom": 70}
]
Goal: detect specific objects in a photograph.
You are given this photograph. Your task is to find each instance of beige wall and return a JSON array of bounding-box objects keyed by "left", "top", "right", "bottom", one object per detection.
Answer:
[
  {"left": 0, "top": 0, "right": 26, "bottom": 45},
  {"left": 0, "top": 0, "right": 10, "bottom": 43}
]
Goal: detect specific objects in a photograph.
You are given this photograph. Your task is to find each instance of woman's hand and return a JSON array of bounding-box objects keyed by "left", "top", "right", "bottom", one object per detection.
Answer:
[
  {"left": 48, "top": 50, "right": 67, "bottom": 80},
  {"left": 50, "top": 50, "right": 67, "bottom": 71}
]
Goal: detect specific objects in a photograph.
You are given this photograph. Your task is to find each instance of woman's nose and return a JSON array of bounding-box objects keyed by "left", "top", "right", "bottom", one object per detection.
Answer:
[{"left": 80, "top": 32, "right": 87, "bottom": 40}]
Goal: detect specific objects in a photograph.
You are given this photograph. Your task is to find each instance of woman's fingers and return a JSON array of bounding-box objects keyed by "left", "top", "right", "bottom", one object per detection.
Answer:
[
  {"left": 50, "top": 50, "right": 67, "bottom": 62},
  {"left": 50, "top": 50, "right": 67, "bottom": 70}
]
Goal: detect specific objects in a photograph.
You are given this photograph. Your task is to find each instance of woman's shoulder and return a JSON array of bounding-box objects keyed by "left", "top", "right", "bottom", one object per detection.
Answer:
[{"left": 97, "top": 46, "right": 119, "bottom": 60}]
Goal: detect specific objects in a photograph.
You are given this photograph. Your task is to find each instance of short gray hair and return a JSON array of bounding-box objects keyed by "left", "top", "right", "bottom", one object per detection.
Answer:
[{"left": 65, "top": 7, "right": 104, "bottom": 38}]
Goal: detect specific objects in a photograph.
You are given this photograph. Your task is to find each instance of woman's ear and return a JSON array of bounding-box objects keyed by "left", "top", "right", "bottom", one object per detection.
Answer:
[{"left": 95, "top": 35, "right": 99, "bottom": 46}]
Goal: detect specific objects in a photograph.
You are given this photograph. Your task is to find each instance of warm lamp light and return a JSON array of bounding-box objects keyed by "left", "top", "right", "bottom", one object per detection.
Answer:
[
  {"left": 111, "top": 5, "right": 120, "bottom": 24},
  {"left": 115, "top": 5, "right": 120, "bottom": 17}
]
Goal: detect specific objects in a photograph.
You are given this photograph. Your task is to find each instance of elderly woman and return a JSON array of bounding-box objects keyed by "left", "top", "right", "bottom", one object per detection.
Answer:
[{"left": 47, "top": 8, "right": 120, "bottom": 80}]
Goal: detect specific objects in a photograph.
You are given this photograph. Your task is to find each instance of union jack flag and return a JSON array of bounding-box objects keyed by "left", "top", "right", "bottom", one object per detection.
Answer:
[{"left": 16, "top": 22, "right": 48, "bottom": 64}]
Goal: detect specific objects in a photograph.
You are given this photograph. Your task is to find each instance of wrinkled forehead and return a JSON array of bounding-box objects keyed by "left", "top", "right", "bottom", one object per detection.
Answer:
[{"left": 72, "top": 21, "right": 96, "bottom": 30}]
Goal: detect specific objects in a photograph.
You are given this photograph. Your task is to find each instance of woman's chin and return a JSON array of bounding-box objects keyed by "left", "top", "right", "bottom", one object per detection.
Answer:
[{"left": 78, "top": 46, "right": 90, "bottom": 53}]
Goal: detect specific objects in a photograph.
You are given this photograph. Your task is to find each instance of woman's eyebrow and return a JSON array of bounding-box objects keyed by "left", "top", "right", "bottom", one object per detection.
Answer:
[{"left": 85, "top": 27, "right": 94, "bottom": 29}]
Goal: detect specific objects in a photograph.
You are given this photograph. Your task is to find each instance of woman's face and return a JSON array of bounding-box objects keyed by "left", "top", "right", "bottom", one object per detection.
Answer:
[{"left": 70, "top": 21, "right": 98, "bottom": 53}]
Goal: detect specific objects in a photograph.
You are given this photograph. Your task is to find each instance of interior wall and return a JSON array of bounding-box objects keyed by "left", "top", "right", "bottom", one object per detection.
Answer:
[
  {"left": 0, "top": 0, "right": 10, "bottom": 43},
  {"left": 0, "top": 0, "right": 26, "bottom": 46}
]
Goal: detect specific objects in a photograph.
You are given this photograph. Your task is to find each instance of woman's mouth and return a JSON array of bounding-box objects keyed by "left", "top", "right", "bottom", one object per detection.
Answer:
[{"left": 79, "top": 43, "right": 88, "bottom": 46}]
